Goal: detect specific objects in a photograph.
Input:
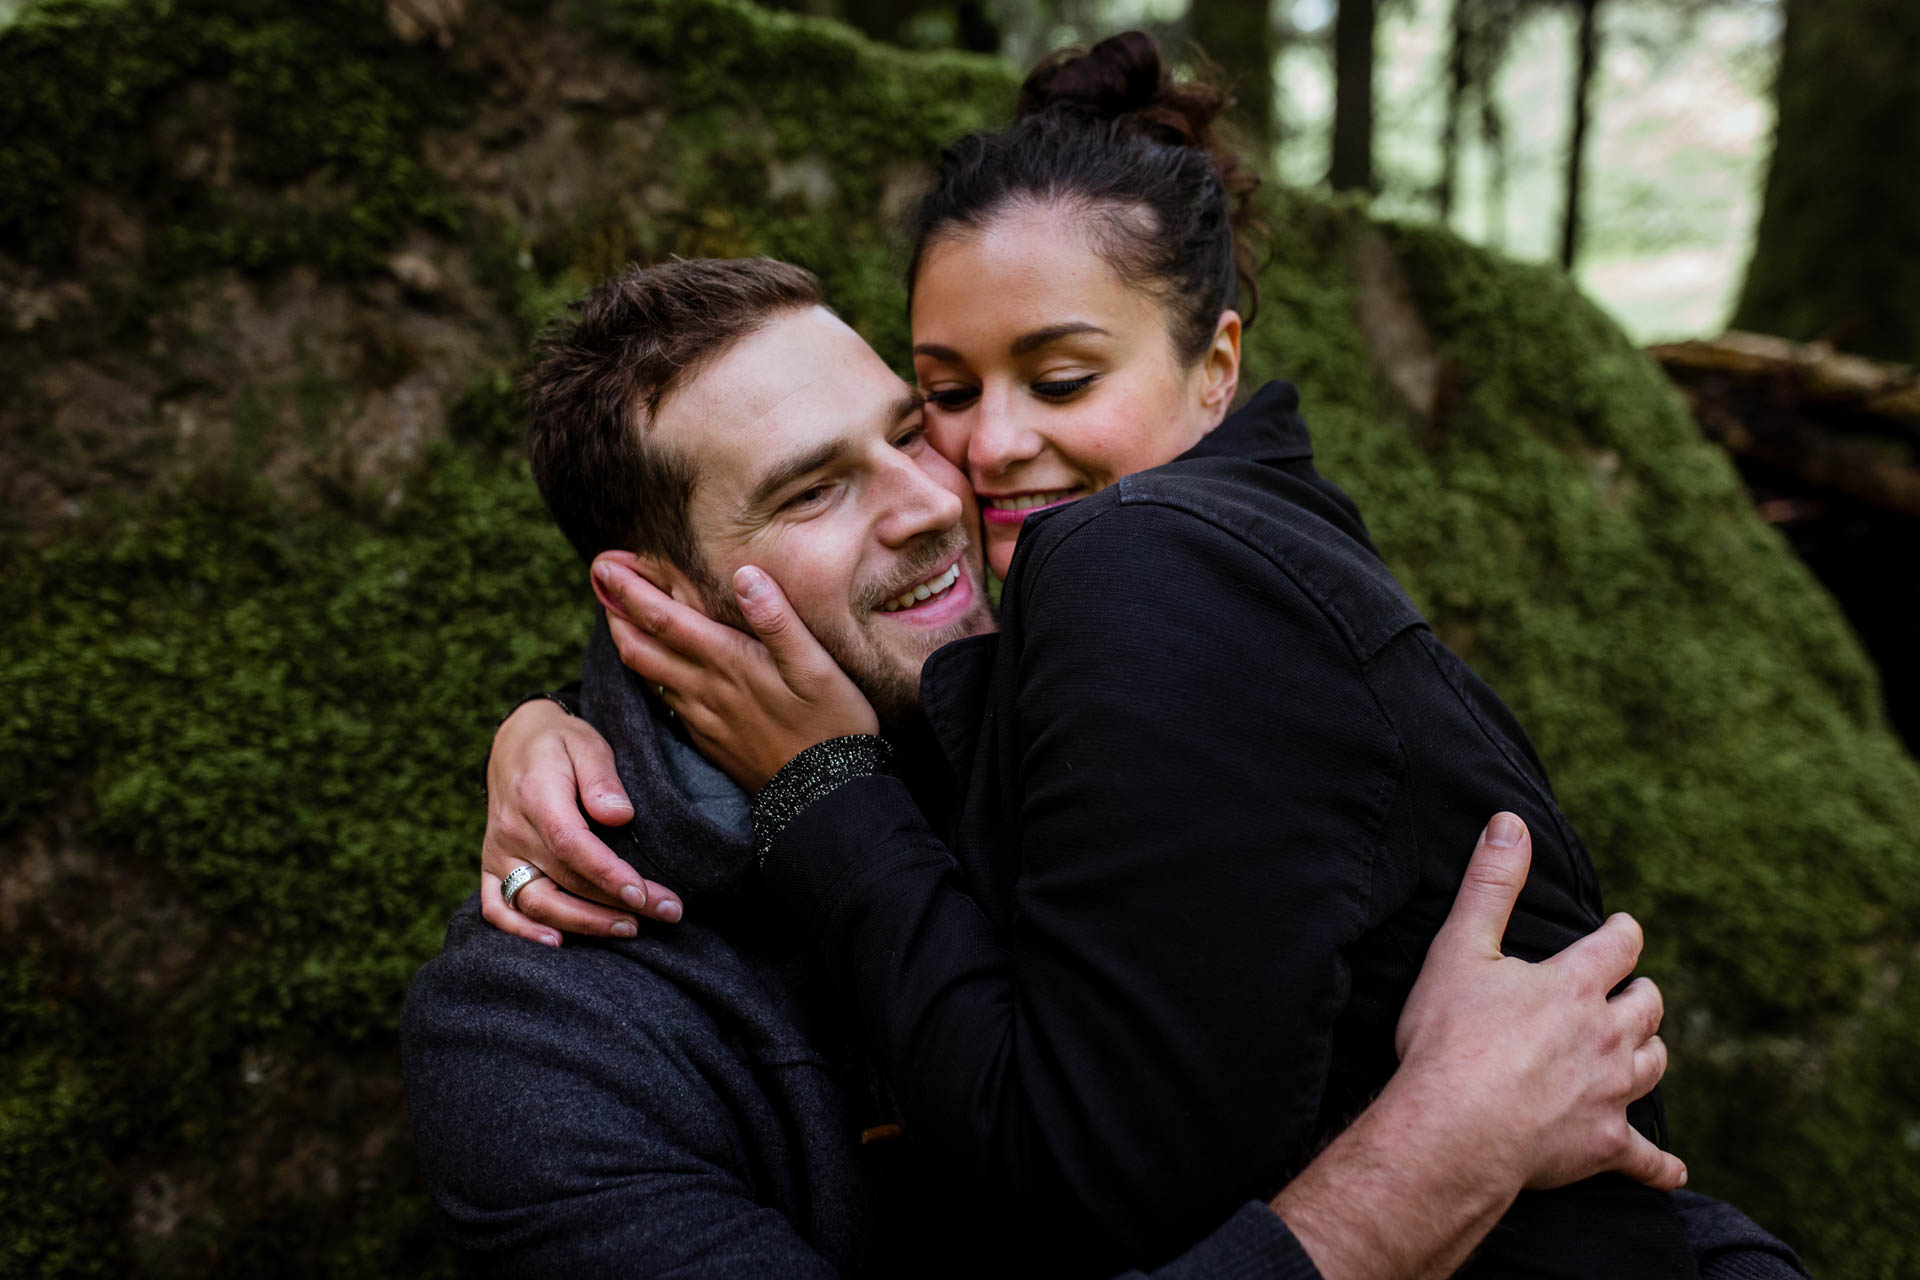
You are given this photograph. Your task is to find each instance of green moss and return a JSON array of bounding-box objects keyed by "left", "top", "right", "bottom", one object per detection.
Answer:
[
  {"left": 0, "top": 0, "right": 459, "bottom": 277},
  {"left": 1, "top": 452, "right": 581, "bottom": 1274},
  {"left": 1243, "top": 193, "right": 1920, "bottom": 1271},
  {"left": 449, "top": 367, "right": 528, "bottom": 451},
  {"left": 1, "top": 956, "right": 120, "bottom": 1278},
  {"left": 448, "top": 0, "right": 1015, "bottom": 359},
  {"left": 587, "top": 0, "right": 1012, "bottom": 196},
  {"left": 2, "top": 0, "right": 1916, "bottom": 1275}
]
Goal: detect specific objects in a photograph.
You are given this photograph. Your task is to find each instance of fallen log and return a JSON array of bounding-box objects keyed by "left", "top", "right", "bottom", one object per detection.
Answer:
[
  {"left": 1651, "top": 331, "right": 1920, "bottom": 521},
  {"left": 1652, "top": 331, "right": 1920, "bottom": 425}
]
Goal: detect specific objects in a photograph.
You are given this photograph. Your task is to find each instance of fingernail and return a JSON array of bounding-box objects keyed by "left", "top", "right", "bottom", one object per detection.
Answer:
[
  {"left": 595, "top": 561, "right": 615, "bottom": 585},
  {"left": 1487, "top": 813, "right": 1523, "bottom": 848},
  {"left": 541, "top": 933, "right": 561, "bottom": 948},
  {"left": 612, "top": 920, "right": 637, "bottom": 939},
  {"left": 620, "top": 884, "right": 647, "bottom": 909},
  {"left": 735, "top": 566, "right": 768, "bottom": 600},
  {"left": 657, "top": 899, "right": 683, "bottom": 923},
  {"left": 601, "top": 793, "right": 633, "bottom": 812}
]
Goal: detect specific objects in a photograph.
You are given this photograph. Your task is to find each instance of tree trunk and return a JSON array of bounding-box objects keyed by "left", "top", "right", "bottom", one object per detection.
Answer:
[
  {"left": 1188, "top": 0, "right": 1277, "bottom": 156},
  {"left": 1652, "top": 332, "right": 1920, "bottom": 521},
  {"left": 952, "top": 0, "right": 1000, "bottom": 53},
  {"left": 1559, "top": 0, "right": 1601, "bottom": 269},
  {"left": 1481, "top": 91, "right": 1508, "bottom": 247},
  {"left": 840, "top": 0, "right": 905, "bottom": 43},
  {"left": 1734, "top": 0, "right": 1920, "bottom": 360},
  {"left": 1438, "top": 0, "right": 1472, "bottom": 222},
  {"left": 1329, "top": 0, "right": 1376, "bottom": 193}
]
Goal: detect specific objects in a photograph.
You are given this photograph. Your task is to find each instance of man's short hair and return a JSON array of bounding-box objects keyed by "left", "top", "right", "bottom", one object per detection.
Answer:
[{"left": 526, "top": 257, "right": 827, "bottom": 575}]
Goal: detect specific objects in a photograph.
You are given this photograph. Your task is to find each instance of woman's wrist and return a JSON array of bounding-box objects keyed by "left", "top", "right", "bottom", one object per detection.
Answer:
[
  {"left": 481, "top": 690, "right": 579, "bottom": 798},
  {"left": 750, "top": 734, "right": 894, "bottom": 869}
]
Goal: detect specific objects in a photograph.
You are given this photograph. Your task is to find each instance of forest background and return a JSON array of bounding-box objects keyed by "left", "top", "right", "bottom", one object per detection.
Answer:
[{"left": 2, "top": 0, "right": 1917, "bottom": 1276}]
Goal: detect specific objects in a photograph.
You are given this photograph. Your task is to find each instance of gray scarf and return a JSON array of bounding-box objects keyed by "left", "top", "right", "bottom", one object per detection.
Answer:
[{"left": 575, "top": 612, "right": 755, "bottom": 907}]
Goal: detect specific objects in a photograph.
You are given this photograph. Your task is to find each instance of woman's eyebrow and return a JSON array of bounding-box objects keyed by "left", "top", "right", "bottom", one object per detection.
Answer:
[
  {"left": 912, "top": 323, "right": 1111, "bottom": 364},
  {"left": 1009, "top": 322, "right": 1109, "bottom": 357}
]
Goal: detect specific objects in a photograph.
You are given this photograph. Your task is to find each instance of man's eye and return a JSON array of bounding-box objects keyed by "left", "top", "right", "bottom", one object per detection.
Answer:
[
  {"left": 1034, "top": 375, "right": 1095, "bottom": 400},
  {"left": 893, "top": 425, "right": 926, "bottom": 450},
  {"left": 783, "top": 484, "right": 829, "bottom": 511},
  {"left": 927, "top": 387, "right": 979, "bottom": 410}
]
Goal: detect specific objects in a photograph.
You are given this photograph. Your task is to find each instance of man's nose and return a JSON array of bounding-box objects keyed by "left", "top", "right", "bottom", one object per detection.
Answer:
[
  {"left": 875, "top": 450, "right": 965, "bottom": 548},
  {"left": 968, "top": 386, "right": 1044, "bottom": 480}
]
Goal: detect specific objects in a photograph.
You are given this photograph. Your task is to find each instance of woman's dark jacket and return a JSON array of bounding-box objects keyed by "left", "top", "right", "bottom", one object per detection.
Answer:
[
  {"left": 403, "top": 622, "right": 1320, "bottom": 1278},
  {"left": 759, "top": 382, "right": 1698, "bottom": 1278}
]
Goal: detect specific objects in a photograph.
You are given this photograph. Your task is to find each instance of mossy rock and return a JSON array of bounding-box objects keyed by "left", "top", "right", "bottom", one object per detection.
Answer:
[{"left": 1, "top": 0, "right": 1915, "bottom": 1275}]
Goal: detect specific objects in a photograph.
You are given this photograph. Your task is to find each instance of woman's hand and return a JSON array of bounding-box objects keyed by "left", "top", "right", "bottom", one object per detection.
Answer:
[
  {"left": 592, "top": 552, "right": 879, "bottom": 793},
  {"left": 479, "top": 697, "right": 684, "bottom": 947}
]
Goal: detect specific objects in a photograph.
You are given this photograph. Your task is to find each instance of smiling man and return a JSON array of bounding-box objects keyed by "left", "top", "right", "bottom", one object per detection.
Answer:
[
  {"left": 403, "top": 258, "right": 1800, "bottom": 1279},
  {"left": 558, "top": 293, "right": 997, "bottom": 724}
]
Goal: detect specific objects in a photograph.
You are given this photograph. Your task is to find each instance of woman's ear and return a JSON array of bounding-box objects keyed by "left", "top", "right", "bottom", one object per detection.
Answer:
[{"left": 1198, "top": 310, "right": 1242, "bottom": 424}]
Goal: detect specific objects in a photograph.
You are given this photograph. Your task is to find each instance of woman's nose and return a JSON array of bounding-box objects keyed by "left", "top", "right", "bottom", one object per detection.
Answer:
[{"left": 968, "top": 390, "right": 1044, "bottom": 479}]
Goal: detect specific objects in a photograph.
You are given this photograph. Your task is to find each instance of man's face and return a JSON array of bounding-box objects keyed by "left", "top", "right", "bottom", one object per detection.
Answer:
[{"left": 649, "top": 306, "right": 996, "bottom": 721}]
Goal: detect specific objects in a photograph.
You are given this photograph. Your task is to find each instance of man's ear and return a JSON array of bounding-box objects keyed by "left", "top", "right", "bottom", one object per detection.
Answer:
[
  {"left": 1198, "top": 310, "right": 1243, "bottom": 424},
  {"left": 590, "top": 549, "right": 711, "bottom": 619}
]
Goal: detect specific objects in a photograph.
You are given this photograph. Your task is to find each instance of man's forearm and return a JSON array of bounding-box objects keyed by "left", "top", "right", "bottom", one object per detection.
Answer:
[{"left": 1272, "top": 1067, "right": 1516, "bottom": 1280}]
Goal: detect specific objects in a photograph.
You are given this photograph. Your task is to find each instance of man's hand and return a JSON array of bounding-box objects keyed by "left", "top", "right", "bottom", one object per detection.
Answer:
[
  {"left": 1394, "top": 811, "right": 1682, "bottom": 1192},
  {"left": 1273, "top": 814, "right": 1680, "bottom": 1280},
  {"left": 478, "top": 697, "right": 683, "bottom": 946},
  {"left": 592, "top": 554, "right": 879, "bottom": 792}
]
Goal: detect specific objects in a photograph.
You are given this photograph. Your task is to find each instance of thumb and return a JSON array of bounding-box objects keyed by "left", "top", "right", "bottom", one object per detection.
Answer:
[
  {"left": 1614, "top": 1130, "right": 1688, "bottom": 1193},
  {"left": 733, "top": 566, "right": 833, "bottom": 689},
  {"left": 566, "top": 727, "right": 634, "bottom": 828},
  {"left": 1436, "top": 813, "right": 1532, "bottom": 959}
]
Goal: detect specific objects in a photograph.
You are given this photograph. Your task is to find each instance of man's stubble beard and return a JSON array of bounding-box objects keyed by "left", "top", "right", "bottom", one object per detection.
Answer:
[
  {"left": 692, "top": 530, "right": 977, "bottom": 727},
  {"left": 809, "top": 606, "right": 982, "bottom": 726}
]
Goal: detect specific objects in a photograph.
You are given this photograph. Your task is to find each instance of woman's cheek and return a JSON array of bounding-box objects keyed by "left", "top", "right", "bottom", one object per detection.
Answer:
[
  {"left": 1095, "top": 415, "right": 1173, "bottom": 479},
  {"left": 986, "top": 525, "right": 1018, "bottom": 580},
  {"left": 926, "top": 416, "right": 971, "bottom": 470},
  {"left": 1056, "top": 414, "right": 1130, "bottom": 477}
]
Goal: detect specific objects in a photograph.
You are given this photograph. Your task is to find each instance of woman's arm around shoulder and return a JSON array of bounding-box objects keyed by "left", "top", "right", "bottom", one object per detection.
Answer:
[{"left": 766, "top": 498, "right": 1406, "bottom": 1266}]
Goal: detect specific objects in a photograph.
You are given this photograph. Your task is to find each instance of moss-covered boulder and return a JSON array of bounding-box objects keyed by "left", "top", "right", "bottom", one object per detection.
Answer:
[{"left": 1, "top": 1, "right": 1914, "bottom": 1275}]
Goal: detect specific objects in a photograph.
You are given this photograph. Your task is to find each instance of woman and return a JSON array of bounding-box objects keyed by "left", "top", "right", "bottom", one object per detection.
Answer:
[{"left": 482, "top": 34, "right": 1694, "bottom": 1278}]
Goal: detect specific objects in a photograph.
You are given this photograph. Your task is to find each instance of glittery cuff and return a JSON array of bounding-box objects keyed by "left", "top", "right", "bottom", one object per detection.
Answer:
[{"left": 752, "top": 735, "right": 895, "bottom": 869}]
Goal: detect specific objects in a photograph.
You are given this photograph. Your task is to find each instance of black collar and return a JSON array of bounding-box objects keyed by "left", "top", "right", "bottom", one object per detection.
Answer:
[
  {"left": 1180, "top": 380, "right": 1314, "bottom": 467},
  {"left": 912, "top": 381, "right": 1314, "bottom": 791},
  {"left": 917, "top": 632, "right": 999, "bottom": 789}
]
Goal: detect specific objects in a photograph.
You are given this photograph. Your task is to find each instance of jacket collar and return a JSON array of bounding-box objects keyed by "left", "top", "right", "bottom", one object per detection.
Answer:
[
  {"left": 917, "top": 633, "right": 1000, "bottom": 788},
  {"left": 1180, "top": 380, "right": 1314, "bottom": 467},
  {"left": 911, "top": 382, "right": 1314, "bottom": 787}
]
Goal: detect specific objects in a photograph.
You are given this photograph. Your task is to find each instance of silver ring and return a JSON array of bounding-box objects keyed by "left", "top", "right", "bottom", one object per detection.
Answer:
[{"left": 500, "top": 864, "right": 544, "bottom": 910}]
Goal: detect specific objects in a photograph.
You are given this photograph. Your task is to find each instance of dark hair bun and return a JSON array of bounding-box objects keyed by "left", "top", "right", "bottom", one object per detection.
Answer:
[
  {"left": 1019, "top": 32, "right": 1226, "bottom": 156},
  {"left": 914, "top": 29, "right": 1267, "bottom": 349}
]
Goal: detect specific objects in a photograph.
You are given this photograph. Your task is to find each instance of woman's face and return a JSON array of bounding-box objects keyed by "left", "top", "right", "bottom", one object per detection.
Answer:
[{"left": 911, "top": 201, "right": 1240, "bottom": 579}]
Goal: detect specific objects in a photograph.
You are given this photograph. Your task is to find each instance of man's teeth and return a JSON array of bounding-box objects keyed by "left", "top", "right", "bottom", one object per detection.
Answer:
[
  {"left": 880, "top": 564, "right": 962, "bottom": 613},
  {"left": 987, "top": 489, "right": 1077, "bottom": 511}
]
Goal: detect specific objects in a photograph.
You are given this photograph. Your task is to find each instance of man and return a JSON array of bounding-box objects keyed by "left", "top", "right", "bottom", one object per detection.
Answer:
[{"left": 404, "top": 258, "right": 1800, "bottom": 1278}]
